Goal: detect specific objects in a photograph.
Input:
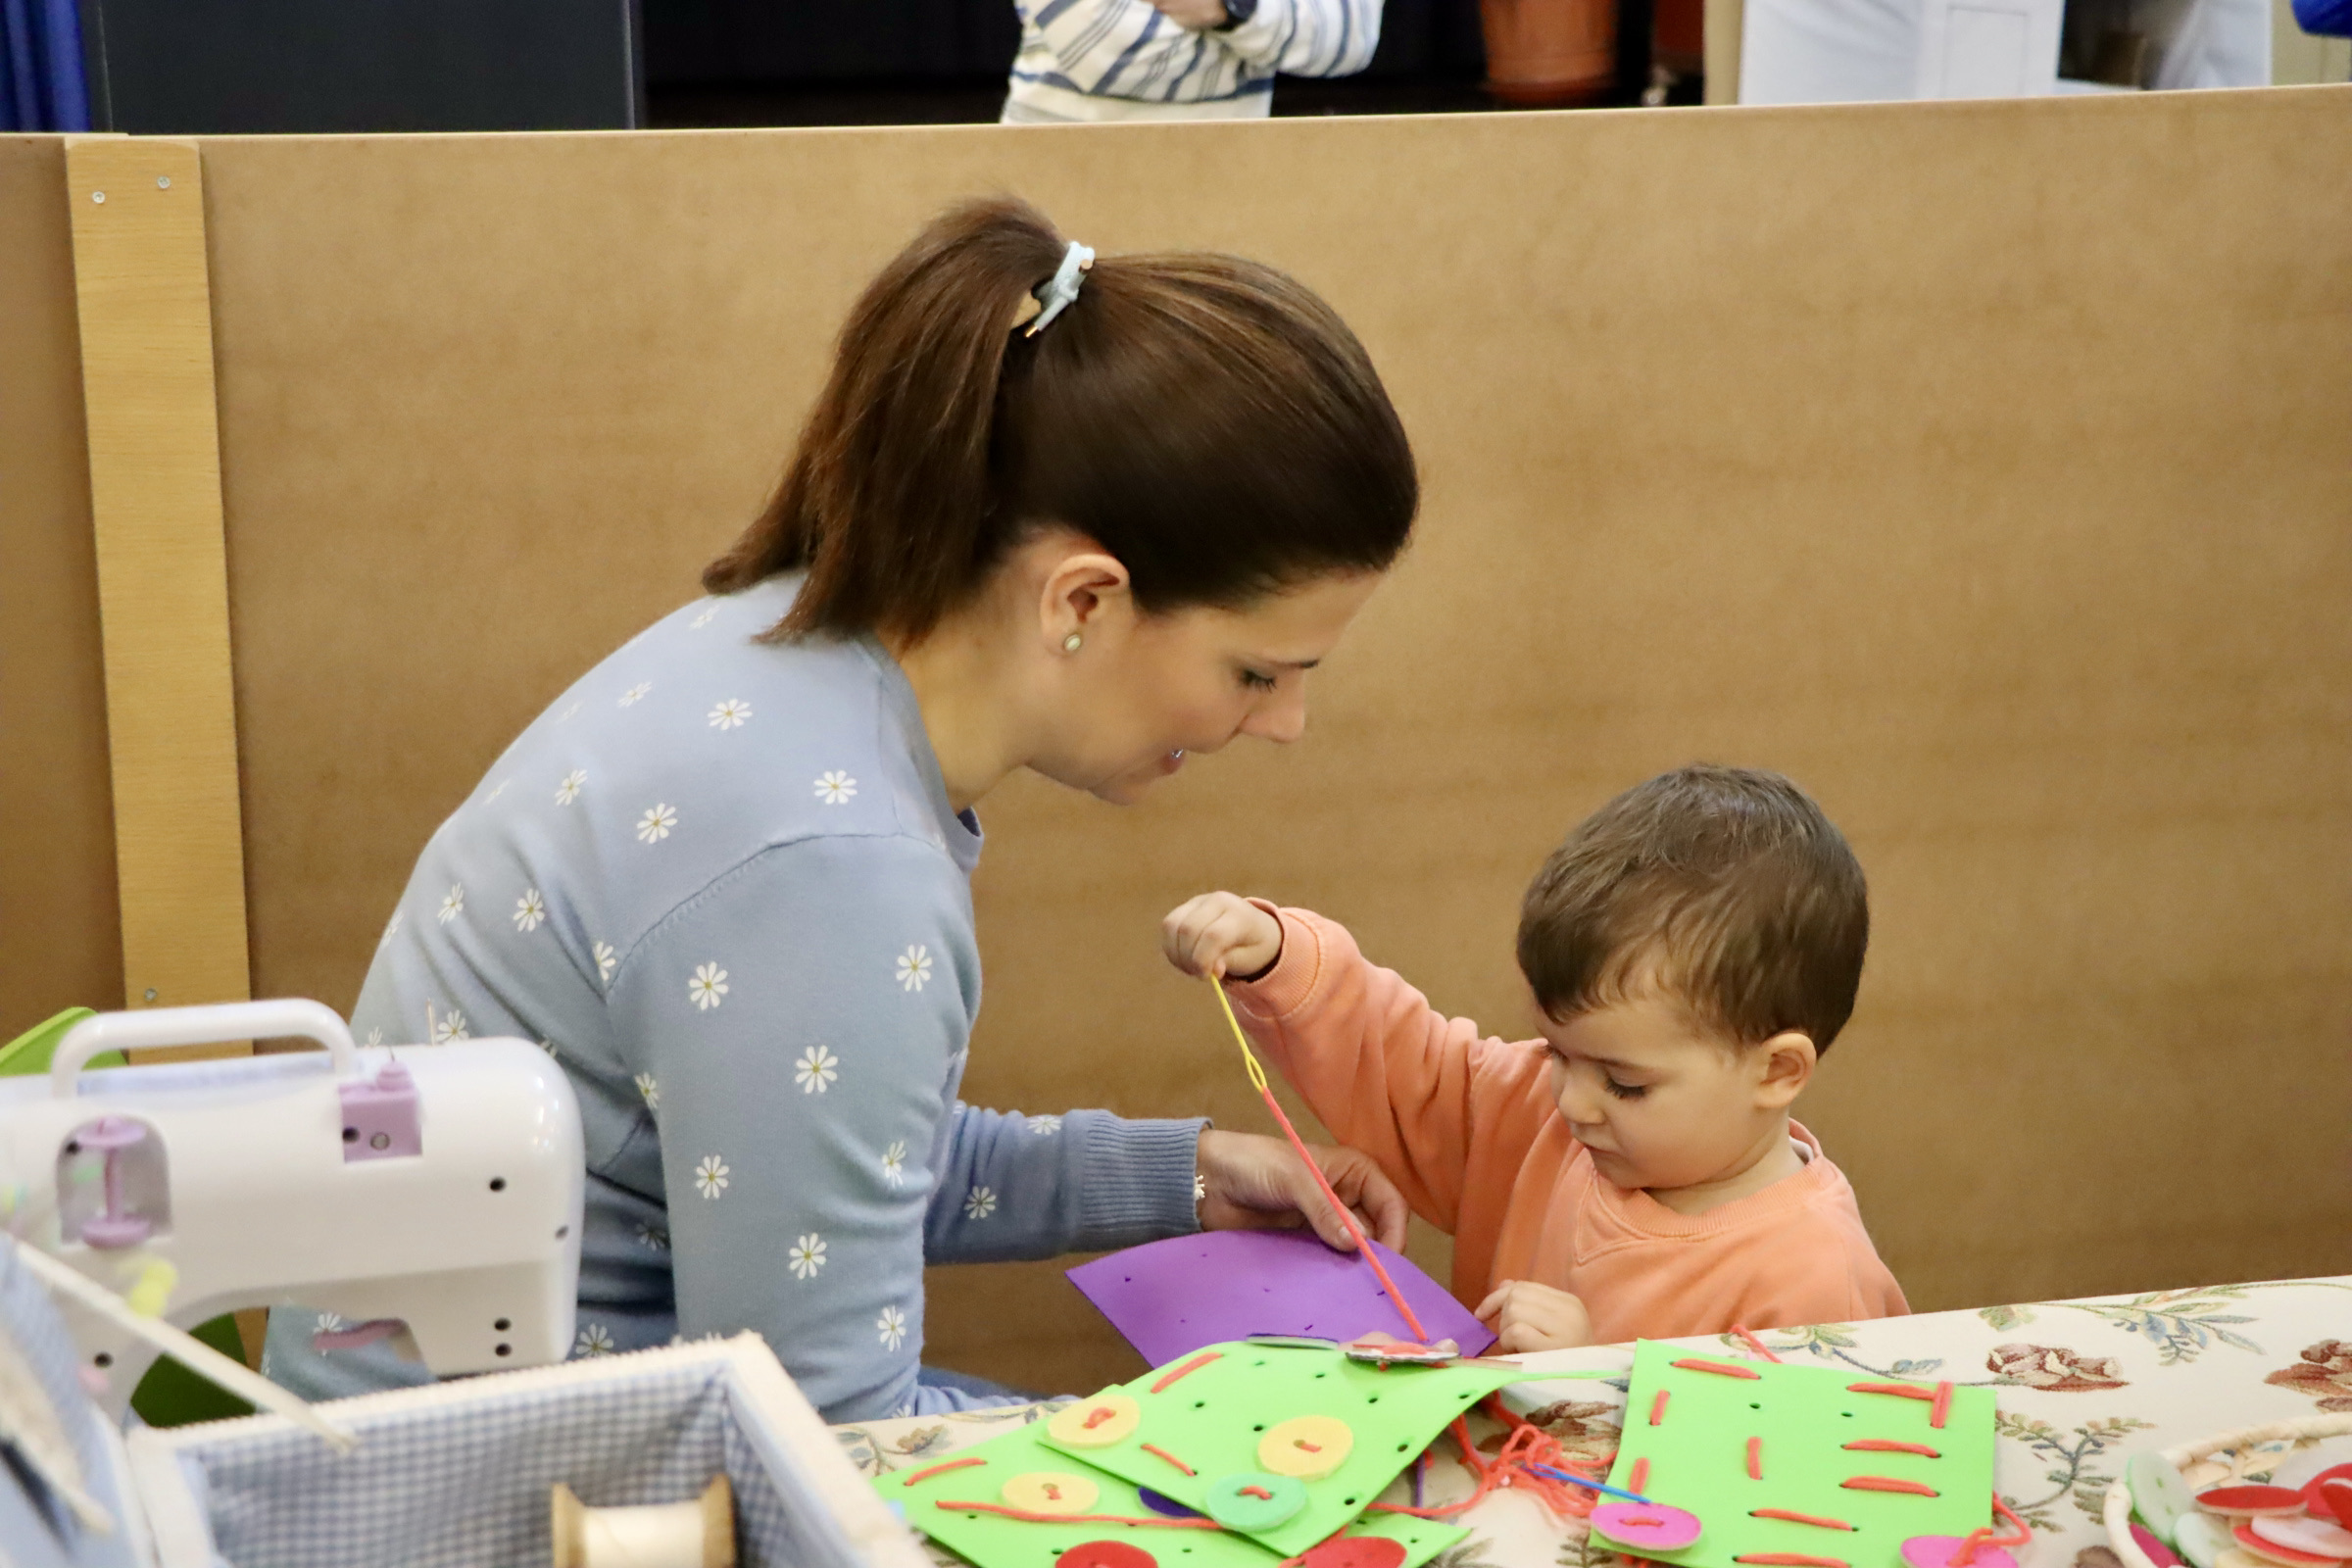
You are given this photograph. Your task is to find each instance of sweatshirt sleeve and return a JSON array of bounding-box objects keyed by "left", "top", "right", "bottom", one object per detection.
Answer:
[
  {"left": 1214, "top": 0, "right": 1383, "bottom": 75},
  {"left": 1224, "top": 905, "right": 1495, "bottom": 1235},
  {"left": 922, "top": 1102, "right": 1206, "bottom": 1263}
]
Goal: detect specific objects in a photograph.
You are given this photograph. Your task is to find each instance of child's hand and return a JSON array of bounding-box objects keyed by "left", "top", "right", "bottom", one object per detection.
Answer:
[
  {"left": 1474, "top": 1280, "right": 1593, "bottom": 1353},
  {"left": 1161, "top": 893, "right": 1284, "bottom": 981}
]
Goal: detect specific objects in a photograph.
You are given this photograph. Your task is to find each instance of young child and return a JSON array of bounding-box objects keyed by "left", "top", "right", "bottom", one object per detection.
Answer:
[{"left": 1160, "top": 763, "right": 1907, "bottom": 1351}]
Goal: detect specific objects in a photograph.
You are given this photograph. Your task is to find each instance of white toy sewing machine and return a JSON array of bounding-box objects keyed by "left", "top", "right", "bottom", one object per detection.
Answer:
[{"left": 0, "top": 999, "right": 584, "bottom": 1414}]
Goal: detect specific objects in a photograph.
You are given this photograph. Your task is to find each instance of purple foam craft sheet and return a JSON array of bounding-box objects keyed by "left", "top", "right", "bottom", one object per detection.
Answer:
[{"left": 1065, "top": 1229, "right": 1496, "bottom": 1367}]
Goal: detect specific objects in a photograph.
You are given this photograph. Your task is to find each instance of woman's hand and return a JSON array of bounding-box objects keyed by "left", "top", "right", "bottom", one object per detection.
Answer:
[
  {"left": 1473, "top": 1280, "right": 1593, "bottom": 1353},
  {"left": 1196, "top": 1129, "right": 1410, "bottom": 1252},
  {"left": 1162, "top": 893, "right": 1284, "bottom": 981}
]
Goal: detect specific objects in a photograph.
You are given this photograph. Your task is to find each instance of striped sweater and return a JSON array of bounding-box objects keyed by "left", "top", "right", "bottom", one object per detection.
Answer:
[{"left": 1002, "top": 0, "right": 1383, "bottom": 122}]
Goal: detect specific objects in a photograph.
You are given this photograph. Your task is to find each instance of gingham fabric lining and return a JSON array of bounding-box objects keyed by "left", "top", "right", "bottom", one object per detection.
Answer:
[{"left": 177, "top": 1354, "right": 845, "bottom": 1568}]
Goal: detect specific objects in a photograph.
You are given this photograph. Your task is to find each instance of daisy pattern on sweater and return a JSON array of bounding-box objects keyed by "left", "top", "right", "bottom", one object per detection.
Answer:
[{"left": 317, "top": 577, "right": 1208, "bottom": 1427}]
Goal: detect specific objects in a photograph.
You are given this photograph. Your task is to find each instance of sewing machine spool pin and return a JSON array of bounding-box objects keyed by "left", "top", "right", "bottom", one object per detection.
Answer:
[{"left": 65, "top": 1114, "right": 163, "bottom": 1249}]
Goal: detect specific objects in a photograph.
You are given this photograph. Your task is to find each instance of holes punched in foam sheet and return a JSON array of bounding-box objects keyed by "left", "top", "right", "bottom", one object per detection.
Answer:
[
  {"left": 1035, "top": 1341, "right": 1532, "bottom": 1557},
  {"left": 1066, "top": 1233, "right": 1494, "bottom": 1369},
  {"left": 882, "top": 1409, "right": 1466, "bottom": 1568},
  {"left": 1597, "top": 1342, "right": 1998, "bottom": 1568}
]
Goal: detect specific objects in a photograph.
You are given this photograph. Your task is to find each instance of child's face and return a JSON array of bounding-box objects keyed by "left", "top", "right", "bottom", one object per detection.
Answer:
[{"left": 1539, "top": 990, "right": 1812, "bottom": 1194}]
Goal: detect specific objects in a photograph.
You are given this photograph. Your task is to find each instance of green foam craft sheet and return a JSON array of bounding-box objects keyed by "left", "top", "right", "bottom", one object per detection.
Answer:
[
  {"left": 1032, "top": 1340, "right": 1561, "bottom": 1557},
  {"left": 878, "top": 1408, "right": 1468, "bottom": 1568},
  {"left": 1596, "top": 1341, "right": 1999, "bottom": 1568}
]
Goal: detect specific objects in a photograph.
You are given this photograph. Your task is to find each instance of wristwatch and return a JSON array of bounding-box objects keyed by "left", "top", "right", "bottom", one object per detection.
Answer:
[{"left": 1213, "top": 0, "right": 1255, "bottom": 29}]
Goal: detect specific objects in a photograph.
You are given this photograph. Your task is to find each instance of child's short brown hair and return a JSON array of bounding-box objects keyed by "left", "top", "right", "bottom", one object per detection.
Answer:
[{"left": 1516, "top": 765, "right": 1869, "bottom": 1054}]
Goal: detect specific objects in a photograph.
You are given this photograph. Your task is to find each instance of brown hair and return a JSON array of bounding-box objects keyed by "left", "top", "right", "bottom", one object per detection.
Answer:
[
  {"left": 704, "top": 196, "right": 1419, "bottom": 642},
  {"left": 1516, "top": 764, "right": 1870, "bottom": 1054}
]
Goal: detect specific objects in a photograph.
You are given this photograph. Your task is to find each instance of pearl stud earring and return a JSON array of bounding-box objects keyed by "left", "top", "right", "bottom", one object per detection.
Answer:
[{"left": 1062, "top": 632, "right": 1083, "bottom": 653}]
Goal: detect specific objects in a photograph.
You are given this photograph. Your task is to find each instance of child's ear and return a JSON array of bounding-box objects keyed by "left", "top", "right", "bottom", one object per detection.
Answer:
[{"left": 1752, "top": 1030, "right": 1817, "bottom": 1108}]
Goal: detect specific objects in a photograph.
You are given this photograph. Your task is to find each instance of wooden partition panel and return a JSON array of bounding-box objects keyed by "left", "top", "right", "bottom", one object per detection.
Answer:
[
  {"left": 0, "top": 137, "right": 125, "bottom": 1040},
  {"left": 99, "top": 90, "right": 2352, "bottom": 1393}
]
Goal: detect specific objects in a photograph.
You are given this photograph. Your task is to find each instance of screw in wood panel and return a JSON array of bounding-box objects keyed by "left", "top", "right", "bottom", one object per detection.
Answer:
[
  {"left": 143, "top": 988, "right": 157, "bottom": 1002},
  {"left": 91, "top": 190, "right": 105, "bottom": 203},
  {"left": 156, "top": 176, "right": 172, "bottom": 189}
]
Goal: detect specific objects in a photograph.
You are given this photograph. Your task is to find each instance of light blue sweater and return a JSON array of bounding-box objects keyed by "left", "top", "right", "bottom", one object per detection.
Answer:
[{"left": 264, "top": 575, "right": 1206, "bottom": 1420}]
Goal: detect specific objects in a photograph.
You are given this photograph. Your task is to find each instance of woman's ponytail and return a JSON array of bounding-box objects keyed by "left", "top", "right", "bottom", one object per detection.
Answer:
[{"left": 708, "top": 196, "right": 1417, "bottom": 642}]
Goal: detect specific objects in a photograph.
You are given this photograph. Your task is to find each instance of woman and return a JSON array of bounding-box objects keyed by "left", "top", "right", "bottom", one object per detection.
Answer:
[{"left": 268, "top": 198, "right": 1421, "bottom": 1422}]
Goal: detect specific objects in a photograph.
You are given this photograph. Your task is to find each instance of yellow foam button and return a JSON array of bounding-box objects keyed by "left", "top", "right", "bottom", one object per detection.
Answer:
[
  {"left": 1258, "top": 1415, "right": 1353, "bottom": 1480},
  {"left": 1003, "top": 1472, "right": 1102, "bottom": 1515},
  {"left": 1049, "top": 1393, "right": 1142, "bottom": 1448}
]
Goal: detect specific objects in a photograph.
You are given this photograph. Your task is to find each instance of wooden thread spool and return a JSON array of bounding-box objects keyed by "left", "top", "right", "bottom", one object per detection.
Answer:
[{"left": 551, "top": 1475, "right": 736, "bottom": 1568}]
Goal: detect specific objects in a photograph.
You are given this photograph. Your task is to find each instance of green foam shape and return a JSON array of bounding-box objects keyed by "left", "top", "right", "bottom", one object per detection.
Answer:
[
  {"left": 880, "top": 1411, "right": 1466, "bottom": 1568},
  {"left": 1600, "top": 1342, "right": 1998, "bottom": 1568},
  {"left": 1034, "top": 1341, "right": 1535, "bottom": 1556}
]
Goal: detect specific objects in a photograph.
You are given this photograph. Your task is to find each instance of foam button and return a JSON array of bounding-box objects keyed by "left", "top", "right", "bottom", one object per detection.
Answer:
[
  {"left": 2234, "top": 1525, "right": 2343, "bottom": 1567},
  {"left": 2177, "top": 1513, "right": 2236, "bottom": 1568},
  {"left": 1901, "top": 1537, "right": 2017, "bottom": 1568},
  {"left": 2130, "top": 1453, "right": 2203, "bottom": 1544},
  {"left": 1057, "top": 1543, "right": 1158, "bottom": 1568},
  {"left": 2253, "top": 1518, "right": 2352, "bottom": 1561},
  {"left": 1002, "top": 1472, "right": 1101, "bottom": 1515},
  {"left": 2201, "top": 1489, "right": 2309, "bottom": 1518},
  {"left": 1260, "top": 1416, "right": 1354, "bottom": 1480},
  {"left": 1050, "top": 1394, "right": 1142, "bottom": 1449},
  {"left": 2134, "top": 1523, "right": 2188, "bottom": 1568},
  {"left": 1300, "top": 1536, "right": 1410, "bottom": 1568},
  {"left": 1591, "top": 1502, "right": 1703, "bottom": 1553},
  {"left": 1206, "top": 1473, "right": 1307, "bottom": 1532},
  {"left": 2318, "top": 1483, "right": 2352, "bottom": 1533}
]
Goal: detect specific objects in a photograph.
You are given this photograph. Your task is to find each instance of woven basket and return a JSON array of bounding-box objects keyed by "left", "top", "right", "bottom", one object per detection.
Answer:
[{"left": 2105, "top": 1413, "right": 2352, "bottom": 1568}]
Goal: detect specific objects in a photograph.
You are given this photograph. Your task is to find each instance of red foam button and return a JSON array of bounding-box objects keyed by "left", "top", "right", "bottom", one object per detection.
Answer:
[
  {"left": 1057, "top": 1544, "right": 1158, "bottom": 1568},
  {"left": 2132, "top": 1523, "right": 2185, "bottom": 1568},
  {"left": 1302, "top": 1538, "right": 1411, "bottom": 1568},
  {"left": 2306, "top": 1473, "right": 2352, "bottom": 1527},
  {"left": 2200, "top": 1487, "right": 2310, "bottom": 1517},
  {"left": 2234, "top": 1523, "right": 2339, "bottom": 1566}
]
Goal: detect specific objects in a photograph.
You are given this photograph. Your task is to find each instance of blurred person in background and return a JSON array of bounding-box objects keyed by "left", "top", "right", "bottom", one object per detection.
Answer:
[{"left": 1002, "top": 0, "right": 1383, "bottom": 122}]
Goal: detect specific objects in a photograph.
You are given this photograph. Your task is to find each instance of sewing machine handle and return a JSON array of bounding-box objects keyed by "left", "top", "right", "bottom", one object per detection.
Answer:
[{"left": 50, "top": 1000, "right": 359, "bottom": 1097}]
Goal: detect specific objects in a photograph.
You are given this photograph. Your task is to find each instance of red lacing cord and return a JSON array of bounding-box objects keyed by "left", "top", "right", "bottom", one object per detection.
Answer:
[{"left": 1213, "top": 978, "right": 1612, "bottom": 1526}]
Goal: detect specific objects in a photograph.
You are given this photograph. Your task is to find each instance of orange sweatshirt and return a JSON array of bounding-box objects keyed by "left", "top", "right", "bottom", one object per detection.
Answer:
[{"left": 1227, "top": 906, "right": 1908, "bottom": 1344}]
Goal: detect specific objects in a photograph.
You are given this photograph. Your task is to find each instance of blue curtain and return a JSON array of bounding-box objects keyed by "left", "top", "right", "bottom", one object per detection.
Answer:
[{"left": 1, "top": 0, "right": 91, "bottom": 130}]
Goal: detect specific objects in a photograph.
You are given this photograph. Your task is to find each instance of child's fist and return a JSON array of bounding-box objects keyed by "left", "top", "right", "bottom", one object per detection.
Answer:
[
  {"left": 1473, "top": 1280, "right": 1593, "bottom": 1354},
  {"left": 1161, "top": 893, "right": 1284, "bottom": 982}
]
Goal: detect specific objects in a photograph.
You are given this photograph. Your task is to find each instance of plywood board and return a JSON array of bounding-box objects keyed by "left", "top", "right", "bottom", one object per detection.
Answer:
[
  {"left": 149, "top": 89, "right": 2352, "bottom": 1395},
  {"left": 66, "top": 136, "right": 252, "bottom": 1036},
  {"left": 0, "top": 137, "right": 125, "bottom": 1040}
]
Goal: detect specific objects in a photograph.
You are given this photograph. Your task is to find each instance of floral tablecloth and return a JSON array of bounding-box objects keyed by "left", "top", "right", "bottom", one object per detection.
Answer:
[{"left": 836, "top": 1276, "right": 2352, "bottom": 1568}]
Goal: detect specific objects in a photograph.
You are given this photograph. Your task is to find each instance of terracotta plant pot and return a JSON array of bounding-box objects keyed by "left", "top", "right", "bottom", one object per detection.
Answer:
[{"left": 1481, "top": 0, "right": 1619, "bottom": 103}]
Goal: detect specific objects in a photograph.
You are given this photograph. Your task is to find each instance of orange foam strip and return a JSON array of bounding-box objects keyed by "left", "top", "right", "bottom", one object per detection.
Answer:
[
  {"left": 1841, "top": 1477, "right": 1940, "bottom": 1496},
  {"left": 1151, "top": 1350, "right": 1223, "bottom": 1393},
  {"left": 1650, "top": 1390, "right": 1670, "bottom": 1426},
  {"left": 1747, "top": 1438, "right": 1763, "bottom": 1481},
  {"left": 1751, "top": 1509, "right": 1856, "bottom": 1532},
  {"left": 1141, "top": 1444, "right": 1196, "bottom": 1476},
  {"left": 1931, "top": 1382, "right": 1954, "bottom": 1430},
  {"left": 1630, "top": 1458, "right": 1650, "bottom": 1493},
  {"left": 905, "top": 1457, "right": 986, "bottom": 1487},
  {"left": 1673, "top": 1357, "right": 1764, "bottom": 1380},
  {"left": 1843, "top": 1441, "right": 1941, "bottom": 1458},
  {"left": 1846, "top": 1382, "right": 1936, "bottom": 1401}
]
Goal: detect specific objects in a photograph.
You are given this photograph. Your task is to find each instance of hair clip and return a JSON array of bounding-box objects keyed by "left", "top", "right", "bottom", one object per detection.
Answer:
[{"left": 1024, "top": 241, "right": 1095, "bottom": 337}]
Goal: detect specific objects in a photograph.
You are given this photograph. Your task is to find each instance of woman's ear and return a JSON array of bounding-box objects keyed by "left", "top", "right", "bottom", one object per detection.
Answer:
[
  {"left": 1033, "top": 540, "right": 1133, "bottom": 651},
  {"left": 1753, "top": 1030, "right": 1817, "bottom": 1109}
]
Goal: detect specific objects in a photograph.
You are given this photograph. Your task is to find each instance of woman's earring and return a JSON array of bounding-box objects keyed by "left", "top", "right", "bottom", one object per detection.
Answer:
[{"left": 1062, "top": 632, "right": 1083, "bottom": 654}]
